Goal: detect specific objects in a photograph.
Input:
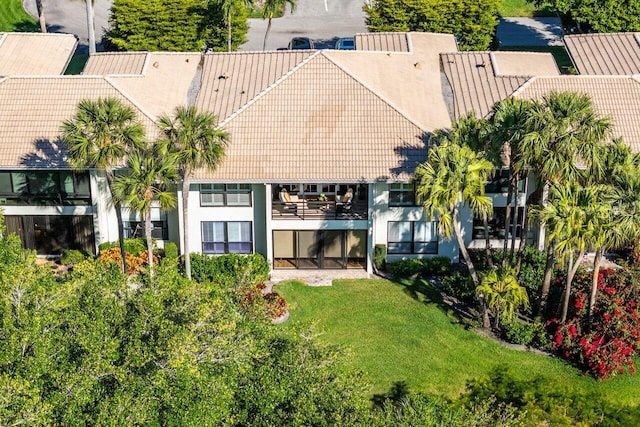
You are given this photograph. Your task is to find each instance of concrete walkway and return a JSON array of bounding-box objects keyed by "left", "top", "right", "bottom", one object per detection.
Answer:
[{"left": 269, "top": 269, "right": 371, "bottom": 287}]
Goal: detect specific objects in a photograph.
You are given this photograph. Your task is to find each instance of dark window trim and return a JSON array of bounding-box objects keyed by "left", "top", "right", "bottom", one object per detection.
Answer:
[
  {"left": 387, "top": 221, "right": 438, "bottom": 254},
  {"left": 201, "top": 221, "right": 253, "bottom": 254},
  {"left": 388, "top": 183, "right": 419, "bottom": 207},
  {"left": 199, "top": 184, "right": 252, "bottom": 207}
]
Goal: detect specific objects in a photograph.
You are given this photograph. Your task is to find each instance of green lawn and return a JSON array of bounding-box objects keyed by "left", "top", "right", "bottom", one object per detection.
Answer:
[
  {"left": 499, "top": 0, "right": 555, "bottom": 17},
  {"left": 0, "top": 0, "right": 39, "bottom": 32},
  {"left": 276, "top": 279, "right": 640, "bottom": 406}
]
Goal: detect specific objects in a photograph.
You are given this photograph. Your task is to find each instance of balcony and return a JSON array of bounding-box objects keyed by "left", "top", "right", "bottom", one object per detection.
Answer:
[{"left": 272, "top": 184, "right": 368, "bottom": 220}]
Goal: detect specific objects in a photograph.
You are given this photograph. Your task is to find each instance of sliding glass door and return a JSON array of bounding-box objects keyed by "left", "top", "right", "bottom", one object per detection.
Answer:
[{"left": 273, "top": 229, "right": 366, "bottom": 269}]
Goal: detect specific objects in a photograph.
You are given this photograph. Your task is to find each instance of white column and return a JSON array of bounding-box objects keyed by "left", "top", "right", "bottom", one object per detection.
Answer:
[{"left": 265, "top": 184, "right": 274, "bottom": 272}]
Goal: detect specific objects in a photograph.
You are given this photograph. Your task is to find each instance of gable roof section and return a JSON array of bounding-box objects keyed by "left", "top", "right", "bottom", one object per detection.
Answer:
[
  {"left": 196, "top": 51, "right": 313, "bottom": 122},
  {"left": 355, "top": 32, "right": 410, "bottom": 52},
  {"left": 0, "top": 32, "right": 77, "bottom": 76},
  {"left": 0, "top": 76, "right": 157, "bottom": 168},
  {"left": 442, "top": 51, "right": 559, "bottom": 119},
  {"left": 193, "top": 54, "right": 428, "bottom": 182},
  {"left": 514, "top": 76, "right": 640, "bottom": 153},
  {"left": 564, "top": 33, "right": 640, "bottom": 75},
  {"left": 83, "top": 52, "right": 149, "bottom": 75}
]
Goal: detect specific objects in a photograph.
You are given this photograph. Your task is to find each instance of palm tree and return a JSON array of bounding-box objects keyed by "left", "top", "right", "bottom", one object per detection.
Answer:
[
  {"left": 61, "top": 97, "right": 145, "bottom": 273},
  {"left": 415, "top": 140, "right": 494, "bottom": 288},
  {"left": 261, "top": 0, "right": 296, "bottom": 51},
  {"left": 219, "top": 0, "right": 253, "bottom": 52},
  {"left": 522, "top": 92, "right": 611, "bottom": 317},
  {"left": 113, "top": 141, "right": 178, "bottom": 275},
  {"left": 84, "top": 0, "right": 97, "bottom": 54},
  {"left": 488, "top": 98, "right": 537, "bottom": 266},
  {"left": 159, "top": 106, "right": 228, "bottom": 280},
  {"left": 476, "top": 267, "right": 529, "bottom": 329},
  {"left": 35, "top": 0, "right": 47, "bottom": 33}
]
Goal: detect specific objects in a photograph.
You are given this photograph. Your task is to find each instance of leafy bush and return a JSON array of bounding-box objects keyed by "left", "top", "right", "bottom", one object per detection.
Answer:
[
  {"left": 388, "top": 257, "right": 452, "bottom": 277},
  {"left": 440, "top": 271, "right": 476, "bottom": 304},
  {"left": 190, "top": 253, "right": 270, "bottom": 288},
  {"left": 374, "top": 244, "right": 387, "bottom": 271},
  {"left": 60, "top": 249, "right": 91, "bottom": 266},
  {"left": 551, "top": 268, "right": 640, "bottom": 379},
  {"left": 502, "top": 320, "right": 550, "bottom": 349},
  {"left": 163, "top": 241, "right": 179, "bottom": 259},
  {"left": 263, "top": 292, "right": 288, "bottom": 319},
  {"left": 98, "top": 241, "right": 113, "bottom": 252},
  {"left": 98, "top": 239, "right": 148, "bottom": 256},
  {"left": 464, "top": 366, "right": 640, "bottom": 426},
  {"left": 98, "top": 247, "right": 157, "bottom": 275}
]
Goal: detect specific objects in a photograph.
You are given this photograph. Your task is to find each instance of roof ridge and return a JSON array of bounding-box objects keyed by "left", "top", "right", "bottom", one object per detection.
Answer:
[
  {"left": 218, "top": 51, "right": 321, "bottom": 127},
  {"left": 104, "top": 76, "right": 160, "bottom": 123},
  {"left": 320, "top": 51, "right": 428, "bottom": 132}
]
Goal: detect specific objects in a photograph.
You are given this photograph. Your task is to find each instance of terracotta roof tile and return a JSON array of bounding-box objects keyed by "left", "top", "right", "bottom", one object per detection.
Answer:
[
  {"left": 515, "top": 76, "right": 640, "bottom": 152},
  {"left": 564, "top": 33, "right": 640, "bottom": 75},
  {"left": 83, "top": 52, "right": 148, "bottom": 75},
  {"left": 355, "top": 32, "right": 410, "bottom": 52},
  {"left": 194, "top": 54, "right": 428, "bottom": 182},
  {"left": 0, "top": 77, "right": 157, "bottom": 168},
  {"left": 442, "top": 51, "right": 559, "bottom": 118},
  {"left": 0, "top": 32, "right": 77, "bottom": 76}
]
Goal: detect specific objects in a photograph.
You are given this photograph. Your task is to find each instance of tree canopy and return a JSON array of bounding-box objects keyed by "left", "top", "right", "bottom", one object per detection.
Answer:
[
  {"left": 107, "top": 0, "right": 249, "bottom": 52},
  {"left": 532, "top": 0, "right": 640, "bottom": 33},
  {"left": 363, "top": 0, "right": 499, "bottom": 51}
]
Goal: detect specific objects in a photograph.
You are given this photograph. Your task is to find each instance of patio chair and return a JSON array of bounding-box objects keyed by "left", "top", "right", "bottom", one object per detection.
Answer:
[
  {"left": 337, "top": 188, "right": 354, "bottom": 214},
  {"left": 277, "top": 188, "right": 298, "bottom": 215}
]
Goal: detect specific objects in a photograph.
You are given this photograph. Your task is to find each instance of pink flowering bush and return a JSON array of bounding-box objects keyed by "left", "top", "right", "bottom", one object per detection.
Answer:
[{"left": 550, "top": 268, "right": 640, "bottom": 379}]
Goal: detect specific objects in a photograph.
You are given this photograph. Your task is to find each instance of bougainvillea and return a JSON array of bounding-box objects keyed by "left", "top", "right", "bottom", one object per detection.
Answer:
[{"left": 550, "top": 268, "right": 640, "bottom": 379}]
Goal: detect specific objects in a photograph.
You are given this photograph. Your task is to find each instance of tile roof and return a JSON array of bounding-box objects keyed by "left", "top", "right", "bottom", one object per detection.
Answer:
[
  {"left": 514, "top": 76, "right": 640, "bottom": 152},
  {"left": 355, "top": 32, "right": 410, "bottom": 52},
  {"left": 83, "top": 52, "right": 149, "bottom": 75},
  {"left": 564, "top": 33, "right": 640, "bottom": 75},
  {"left": 0, "top": 77, "right": 157, "bottom": 168},
  {"left": 196, "top": 51, "right": 313, "bottom": 121},
  {"left": 441, "top": 51, "right": 559, "bottom": 119},
  {"left": 0, "top": 32, "right": 77, "bottom": 76},
  {"left": 193, "top": 54, "right": 429, "bottom": 182}
]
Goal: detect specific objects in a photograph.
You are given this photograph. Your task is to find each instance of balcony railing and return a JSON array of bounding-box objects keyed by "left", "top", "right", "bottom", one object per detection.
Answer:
[{"left": 272, "top": 199, "right": 367, "bottom": 220}]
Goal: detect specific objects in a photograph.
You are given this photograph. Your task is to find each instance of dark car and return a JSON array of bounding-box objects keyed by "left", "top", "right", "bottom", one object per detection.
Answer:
[
  {"left": 288, "top": 37, "right": 314, "bottom": 50},
  {"left": 335, "top": 37, "right": 355, "bottom": 50}
]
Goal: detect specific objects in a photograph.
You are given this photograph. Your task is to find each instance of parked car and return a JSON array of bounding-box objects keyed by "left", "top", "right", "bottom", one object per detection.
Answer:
[
  {"left": 288, "top": 37, "right": 314, "bottom": 50},
  {"left": 335, "top": 37, "right": 355, "bottom": 50}
]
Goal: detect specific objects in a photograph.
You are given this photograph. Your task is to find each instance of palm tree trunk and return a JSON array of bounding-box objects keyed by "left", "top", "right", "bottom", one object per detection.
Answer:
[
  {"left": 105, "top": 169, "right": 127, "bottom": 274},
  {"left": 228, "top": 18, "right": 232, "bottom": 52},
  {"left": 453, "top": 210, "right": 479, "bottom": 286},
  {"left": 561, "top": 249, "right": 585, "bottom": 323},
  {"left": 515, "top": 175, "right": 529, "bottom": 275},
  {"left": 182, "top": 174, "right": 192, "bottom": 280},
  {"left": 145, "top": 209, "right": 153, "bottom": 276},
  {"left": 85, "top": 0, "right": 96, "bottom": 55},
  {"left": 35, "top": 0, "right": 47, "bottom": 33},
  {"left": 502, "top": 171, "right": 514, "bottom": 267},
  {"left": 263, "top": 17, "right": 272, "bottom": 51},
  {"left": 509, "top": 173, "right": 520, "bottom": 262},
  {"left": 537, "top": 240, "right": 555, "bottom": 318},
  {"left": 483, "top": 217, "right": 493, "bottom": 268},
  {"left": 588, "top": 248, "right": 604, "bottom": 323}
]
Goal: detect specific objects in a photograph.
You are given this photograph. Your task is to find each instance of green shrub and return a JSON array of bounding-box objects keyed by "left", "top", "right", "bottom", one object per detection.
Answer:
[
  {"left": 440, "top": 271, "right": 476, "bottom": 304},
  {"left": 60, "top": 249, "right": 90, "bottom": 266},
  {"left": 388, "top": 257, "right": 452, "bottom": 277},
  {"left": 190, "top": 253, "right": 269, "bottom": 288},
  {"left": 374, "top": 244, "right": 387, "bottom": 271},
  {"left": 163, "top": 242, "right": 179, "bottom": 259},
  {"left": 502, "top": 320, "right": 537, "bottom": 346},
  {"left": 123, "top": 238, "right": 146, "bottom": 256},
  {"left": 98, "top": 241, "right": 114, "bottom": 252}
]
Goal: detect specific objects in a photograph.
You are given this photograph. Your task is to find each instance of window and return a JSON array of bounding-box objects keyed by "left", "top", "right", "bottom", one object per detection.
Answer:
[
  {"left": 387, "top": 221, "right": 438, "bottom": 254},
  {"left": 485, "top": 169, "right": 524, "bottom": 193},
  {"left": 123, "top": 221, "right": 169, "bottom": 240},
  {"left": 389, "top": 183, "right": 416, "bottom": 207},
  {"left": 200, "top": 184, "right": 251, "bottom": 207},
  {"left": 473, "top": 207, "right": 524, "bottom": 240},
  {"left": 202, "top": 221, "right": 252, "bottom": 254},
  {"left": 5, "top": 215, "right": 95, "bottom": 255},
  {"left": 0, "top": 170, "right": 91, "bottom": 205}
]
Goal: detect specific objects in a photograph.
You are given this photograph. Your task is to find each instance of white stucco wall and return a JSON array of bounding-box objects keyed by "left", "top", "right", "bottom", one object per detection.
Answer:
[{"left": 371, "top": 183, "right": 459, "bottom": 263}]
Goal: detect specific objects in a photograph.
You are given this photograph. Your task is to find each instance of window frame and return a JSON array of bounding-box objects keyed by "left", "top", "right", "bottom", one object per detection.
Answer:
[
  {"left": 199, "top": 184, "right": 252, "bottom": 207},
  {"left": 387, "top": 221, "right": 438, "bottom": 254},
  {"left": 388, "top": 183, "right": 418, "bottom": 207},
  {"left": 0, "top": 170, "right": 91, "bottom": 206},
  {"left": 201, "top": 221, "right": 253, "bottom": 254}
]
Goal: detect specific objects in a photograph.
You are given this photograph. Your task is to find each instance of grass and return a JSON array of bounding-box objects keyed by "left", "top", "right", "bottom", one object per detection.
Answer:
[
  {"left": 499, "top": 0, "right": 555, "bottom": 17},
  {"left": 277, "top": 278, "right": 640, "bottom": 406},
  {"left": 0, "top": 0, "right": 39, "bottom": 32}
]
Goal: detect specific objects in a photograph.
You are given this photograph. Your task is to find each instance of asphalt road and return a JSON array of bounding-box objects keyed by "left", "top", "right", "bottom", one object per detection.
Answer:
[{"left": 21, "top": 0, "right": 563, "bottom": 52}]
